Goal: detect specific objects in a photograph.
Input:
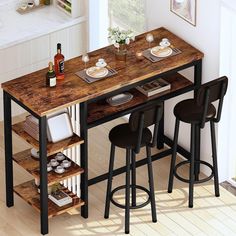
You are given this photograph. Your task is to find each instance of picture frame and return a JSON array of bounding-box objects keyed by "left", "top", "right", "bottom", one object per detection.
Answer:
[{"left": 170, "top": 0, "right": 196, "bottom": 26}]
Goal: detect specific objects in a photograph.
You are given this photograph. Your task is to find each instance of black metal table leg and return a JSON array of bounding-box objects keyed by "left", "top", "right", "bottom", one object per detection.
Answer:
[
  {"left": 193, "top": 60, "right": 202, "bottom": 180},
  {"left": 80, "top": 102, "right": 88, "bottom": 218},
  {"left": 157, "top": 102, "right": 164, "bottom": 149},
  {"left": 3, "top": 91, "right": 14, "bottom": 207},
  {"left": 39, "top": 116, "right": 48, "bottom": 235}
]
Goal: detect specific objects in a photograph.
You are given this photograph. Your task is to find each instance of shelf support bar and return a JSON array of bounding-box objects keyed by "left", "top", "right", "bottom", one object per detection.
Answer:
[
  {"left": 39, "top": 116, "right": 48, "bottom": 235},
  {"left": 3, "top": 91, "right": 14, "bottom": 207},
  {"left": 80, "top": 102, "right": 88, "bottom": 218}
]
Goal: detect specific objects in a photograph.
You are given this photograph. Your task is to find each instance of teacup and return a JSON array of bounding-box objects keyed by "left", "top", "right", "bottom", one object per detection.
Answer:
[
  {"left": 96, "top": 58, "right": 107, "bottom": 68},
  {"left": 55, "top": 153, "right": 65, "bottom": 161},
  {"left": 160, "top": 38, "right": 170, "bottom": 47},
  {"left": 47, "top": 164, "right": 52, "bottom": 172},
  {"left": 50, "top": 159, "right": 59, "bottom": 167},
  {"left": 62, "top": 160, "right": 71, "bottom": 168},
  {"left": 55, "top": 166, "right": 65, "bottom": 174}
]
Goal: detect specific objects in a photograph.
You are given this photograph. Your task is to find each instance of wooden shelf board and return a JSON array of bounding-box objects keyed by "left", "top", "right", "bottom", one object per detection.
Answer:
[
  {"left": 87, "top": 73, "right": 193, "bottom": 124},
  {"left": 13, "top": 149, "right": 84, "bottom": 186},
  {"left": 14, "top": 180, "right": 84, "bottom": 218},
  {"left": 12, "top": 122, "right": 84, "bottom": 156}
]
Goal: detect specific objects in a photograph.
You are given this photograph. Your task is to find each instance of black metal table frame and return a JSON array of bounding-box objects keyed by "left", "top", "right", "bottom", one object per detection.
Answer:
[{"left": 3, "top": 59, "right": 202, "bottom": 235}]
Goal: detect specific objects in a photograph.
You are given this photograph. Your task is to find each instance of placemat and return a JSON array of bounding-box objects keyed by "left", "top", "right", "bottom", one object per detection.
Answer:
[
  {"left": 143, "top": 47, "right": 182, "bottom": 63},
  {"left": 75, "top": 67, "right": 118, "bottom": 84}
]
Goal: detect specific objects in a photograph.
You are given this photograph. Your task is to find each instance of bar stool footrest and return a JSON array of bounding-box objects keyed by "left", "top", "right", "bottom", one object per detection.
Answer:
[
  {"left": 174, "top": 160, "right": 214, "bottom": 184},
  {"left": 110, "top": 185, "right": 150, "bottom": 210}
]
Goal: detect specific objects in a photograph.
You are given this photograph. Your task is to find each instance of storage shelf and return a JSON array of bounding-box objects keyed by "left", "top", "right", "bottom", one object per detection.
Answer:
[
  {"left": 12, "top": 122, "right": 84, "bottom": 156},
  {"left": 13, "top": 149, "right": 84, "bottom": 186},
  {"left": 14, "top": 180, "right": 84, "bottom": 218},
  {"left": 87, "top": 73, "right": 193, "bottom": 125}
]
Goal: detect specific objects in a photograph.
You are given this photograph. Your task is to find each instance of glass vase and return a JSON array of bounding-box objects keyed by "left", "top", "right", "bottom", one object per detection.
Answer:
[{"left": 115, "top": 44, "right": 127, "bottom": 61}]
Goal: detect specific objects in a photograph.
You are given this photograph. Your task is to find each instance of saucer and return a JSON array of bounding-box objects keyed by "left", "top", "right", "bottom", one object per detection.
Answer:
[
  {"left": 61, "top": 160, "right": 71, "bottom": 168},
  {"left": 54, "top": 167, "right": 65, "bottom": 174},
  {"left": 96, "top": 62, "right": 107, "bottom": 68},
  {"left": 159, "top": 41, "right": 170, "bottom": 47}
]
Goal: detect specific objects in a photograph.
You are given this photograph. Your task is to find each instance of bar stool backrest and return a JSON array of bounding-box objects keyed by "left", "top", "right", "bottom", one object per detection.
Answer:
[
  {"left": 196, "top": 76, "right": 228, "bottom": 128},
  {"left": 129, "top": 103, "right": 163, "bottom": 153}
]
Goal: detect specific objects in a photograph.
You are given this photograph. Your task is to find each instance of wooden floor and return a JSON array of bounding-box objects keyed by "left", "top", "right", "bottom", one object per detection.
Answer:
[{"left": 0, "top": 117, "right": 236, "bottom": 236}]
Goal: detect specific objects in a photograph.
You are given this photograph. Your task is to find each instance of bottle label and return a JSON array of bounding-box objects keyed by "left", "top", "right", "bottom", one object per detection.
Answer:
[
  {"left": 59, "top": 60, "right": 64, "bottom": 73},
  {"left": 50, "top": 76, "right": 56, "bottom": 87}
]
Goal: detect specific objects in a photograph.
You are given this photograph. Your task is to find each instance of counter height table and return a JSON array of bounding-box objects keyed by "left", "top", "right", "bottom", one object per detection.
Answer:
[{"left": 1, "top": 27, "right": 203, "bottom": 235}]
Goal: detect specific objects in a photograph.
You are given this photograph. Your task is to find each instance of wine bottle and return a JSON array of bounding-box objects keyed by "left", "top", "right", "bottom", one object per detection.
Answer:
[
  {"left": 46, "top": 62, "right": 56, "bottom": 87},
  {"left": 54, "top": 43, "right": 65, "bottom": 80}
]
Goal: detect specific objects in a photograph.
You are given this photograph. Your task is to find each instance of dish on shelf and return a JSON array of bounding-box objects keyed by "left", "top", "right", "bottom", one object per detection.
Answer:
[
  {"left": 31, "top": 148, "right": 39, "bottom": 160},
  {"left": 86, "top": 67, "right": 109, "bottom": 79},
  {"left": 50, "top": 159, "right": 59, "bottom": 167},
  {"left": 150, "top": 46, "right": 172, "bottom": 58},
  {"left": 54, "top": 166, "right": 65, "bottom": 174},
  {"left": 55, "top": 152, "right": 66, "bottom": 161},
  {"left": 61, "top": 160, "right": 71, "bottom": 168},
  {"left": 106, "top": 92, "right": 133, "bottom": 106},
  {"left": 47, "top": 164, "right": 53, "bottom": 172}
]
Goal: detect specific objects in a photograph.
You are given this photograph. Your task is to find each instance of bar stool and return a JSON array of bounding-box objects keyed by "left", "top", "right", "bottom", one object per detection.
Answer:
[
  {"left": 104, "top": 103, "right": 163, "bottom": 234},
  {"left": 168, "top": 76, "right": 228, "bottom": 208}
]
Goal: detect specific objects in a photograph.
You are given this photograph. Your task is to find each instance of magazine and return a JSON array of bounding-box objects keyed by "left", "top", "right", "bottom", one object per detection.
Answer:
[{"left": 136, "top": 78, "right": 171, "bottom": 97}]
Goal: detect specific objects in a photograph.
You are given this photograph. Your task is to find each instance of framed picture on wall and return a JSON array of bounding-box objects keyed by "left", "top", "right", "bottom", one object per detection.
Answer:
[{"left": 170, "top": 0, "right": 196, "bottom": 26}]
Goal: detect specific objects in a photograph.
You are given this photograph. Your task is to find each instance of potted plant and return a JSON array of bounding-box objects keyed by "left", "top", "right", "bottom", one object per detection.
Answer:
[{"left": 108, "top": 27, "right": 135, "bottom": 61}]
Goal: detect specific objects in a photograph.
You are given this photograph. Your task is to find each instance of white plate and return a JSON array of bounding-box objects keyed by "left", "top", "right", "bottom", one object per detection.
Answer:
[
  {"left": 86, "top": 67, "right": 108, "bottom": 78},
  {"left": 151, "top": 46, "right": 172, "bottom": 58},
  {"left": 106, "top": 93, "right": 133, "bottom": 106}
]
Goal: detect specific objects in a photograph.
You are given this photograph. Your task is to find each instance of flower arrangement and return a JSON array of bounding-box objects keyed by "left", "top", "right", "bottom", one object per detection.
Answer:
[{"left": 108, "top": 27, "right": 135, "bottom": 48}]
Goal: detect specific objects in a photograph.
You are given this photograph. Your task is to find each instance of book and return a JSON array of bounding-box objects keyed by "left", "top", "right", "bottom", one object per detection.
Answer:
[
  {"left": 48, "top": 190, "right": 72, "bottom": 207},
  {"left": 136, "top": 78, "right": 171, "bottom": 97}
]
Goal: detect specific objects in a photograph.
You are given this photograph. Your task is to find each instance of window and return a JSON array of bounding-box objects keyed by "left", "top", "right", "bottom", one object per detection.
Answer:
[{"left": 108, "top": 0, "right": 147, "bottom": 35}]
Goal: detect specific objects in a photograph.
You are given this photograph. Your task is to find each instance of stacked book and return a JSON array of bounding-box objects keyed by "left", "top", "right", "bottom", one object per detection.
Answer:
[
  {"left": 136, "top": 78, "right": 171, "bottom": 97},
  {"left": 23, "top": 115, "right": 39, "bottom": 141},
  {"left": 49, "top": 190, "right": 72, "bottom": 207}
]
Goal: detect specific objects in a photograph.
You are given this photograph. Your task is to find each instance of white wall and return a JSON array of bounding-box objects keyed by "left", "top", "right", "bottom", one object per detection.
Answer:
[{"left": 146, "top": 0, "right": 222, "bottom": 177}]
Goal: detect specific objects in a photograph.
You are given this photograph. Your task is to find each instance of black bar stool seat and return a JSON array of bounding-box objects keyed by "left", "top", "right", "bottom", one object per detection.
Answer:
[
  {"left": 104, "top": 103, "right": 163, "bottom": 234},
  {"left": 174, "top": 99, "right": 216, "bottom": 124},
  {"left": 109, "top": 124, "right": 152, "bottom": 149},
  {"left": 168, "top": 76, "right": 228, "bottom": 208}
]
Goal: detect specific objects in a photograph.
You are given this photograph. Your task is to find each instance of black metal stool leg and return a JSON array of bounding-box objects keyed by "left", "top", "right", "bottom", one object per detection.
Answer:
[
  {"left": 194, "top": 125, "right": 200, "bottom": 181},
  {"left": 131, "top": 150, "right": 136, "bottom": 207},
  {"left": 104, "top": 144, "right": 115, "bottom": 219},
  {"left": 146, "top": 145, "right": 157, "bottom": 222},
  {"left": 125, "top": 148, "right": 131, "bottom": 234},
  {"left": 189, "top": 124, "right": 196, "bottom": 208},
  {"left": 210, "top": 121, "right": 220, "bottom": 197},
  {"left": 168, "top": 118, "right": 180, "bottom": 193}
]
